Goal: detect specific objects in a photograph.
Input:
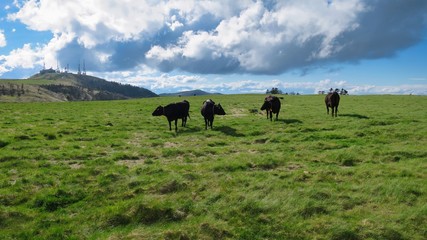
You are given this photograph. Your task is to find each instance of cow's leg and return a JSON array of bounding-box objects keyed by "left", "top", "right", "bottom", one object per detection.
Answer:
[
  {"left": 334, "top": 106, "right": 338, "bottom": 117},
  {"left": 269, "top": 111, "right": 273, "bottom": 121},
  {"left": 331, "top": 107, "right": 335, "bottom": 117},
  {"left": 275, "top": 112, "right": 279, "bottom": 121},
  {"left": 174, "top": 119, "right": 178, "bottom": 131},
  {"left": 168, "top": 120, "right": 172, "bottom": 131},
  {"left": 210, "top": 118, "right": 214, "bottom": 129},
  {"left": 204, "top": 118, "right": 208, "bottom": 130},
  {"left": 266, "top": 110, "right": 269, "bottom": 119},
  {"left": 182, "top": 117, "right": 186, "bottom": 127},
  {"left": 326, "top": 105, "right": 329, "bottom": 115}
]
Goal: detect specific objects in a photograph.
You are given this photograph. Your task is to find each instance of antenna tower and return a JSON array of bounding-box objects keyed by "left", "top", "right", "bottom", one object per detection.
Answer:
[
  {"left": 83, "top": 59, "right": 86, "bottom": 75},
  {"left": 77, "top": 63, "right": 81, "bottom": 75}
]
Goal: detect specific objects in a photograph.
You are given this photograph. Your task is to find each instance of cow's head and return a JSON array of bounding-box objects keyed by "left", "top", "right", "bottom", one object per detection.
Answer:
[
  {"left": 260, "top": 100, "right": 272, "bottom": 111},
  {"left": 205, "top": 99, "right": 215, "bottom": 104},
  {"left": 152, "top": 106, "right": 164, "bottom": 116},
  {"left": 214, "top": 103, "right": 226, "bottom": 115}
]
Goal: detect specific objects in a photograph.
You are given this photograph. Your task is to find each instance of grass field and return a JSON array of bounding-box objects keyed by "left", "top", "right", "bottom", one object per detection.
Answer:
[
  {"left": 0, "top": 77, "right": 74, "bottom": 86},
  {"left": 0, "top": 94, "right": 426, "bottom": 239}
]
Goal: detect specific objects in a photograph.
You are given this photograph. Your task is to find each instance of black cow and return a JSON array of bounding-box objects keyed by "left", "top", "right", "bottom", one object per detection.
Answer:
[
  {"left": 152, "top": 100, "right": 190, "bottom": 131},
  {"left": 201, "top": 99, "right": 226, "bottom": 129},
  {"left": 325, "top": 92, "right": 340, "bottom": 117},
  {"left": 261, "top": 95, "right": 281, "bottom": 121},
  {"left": 181, "top": 100, "right": 190, "bottom": 126}
]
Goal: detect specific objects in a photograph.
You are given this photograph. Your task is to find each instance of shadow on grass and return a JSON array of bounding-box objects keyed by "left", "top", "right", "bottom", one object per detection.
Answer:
[
  {"left": 277, "top": 119, "right": 303, "bottom": 124},
  {"left": 179, "top": 126, "right": 203, "bottom": 133},
  {"left": 340, "top": 114, "right": 369, "bottom": 119},
  {"left": 214, "top": 126, "right": 246, "bottom": 137}
]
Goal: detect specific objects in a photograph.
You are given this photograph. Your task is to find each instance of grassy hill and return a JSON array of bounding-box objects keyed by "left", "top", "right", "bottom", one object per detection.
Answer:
[
  {"left": 0, "top": 72, "right": 157, "bottom": 102},
  {"left": 0, "top": 94, "right": 426, "bottom": 239},
  {"left": 159, "top": 89, "right": 220, "bottom": 97}
]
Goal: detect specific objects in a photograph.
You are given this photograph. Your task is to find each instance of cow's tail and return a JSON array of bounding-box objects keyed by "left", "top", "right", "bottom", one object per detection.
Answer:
[{"left": 187, "top": 112, "right": 191, "bottom": 120}]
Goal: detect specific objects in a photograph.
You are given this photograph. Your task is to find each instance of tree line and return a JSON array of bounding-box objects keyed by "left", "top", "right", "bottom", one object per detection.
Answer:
[
  {"left": 266, "top": 87, "right": 349, "bottom": 95},
  {"left": 74, "top": 75, "right": 157, "bottom": 98},
  {"left": 0, "top": 84, "right": 27, "bottom": 97}
]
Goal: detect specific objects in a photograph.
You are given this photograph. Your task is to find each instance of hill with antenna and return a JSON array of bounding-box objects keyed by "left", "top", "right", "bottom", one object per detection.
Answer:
[{"left": 0, "top": 72, "right": 157, "bottom": 102}]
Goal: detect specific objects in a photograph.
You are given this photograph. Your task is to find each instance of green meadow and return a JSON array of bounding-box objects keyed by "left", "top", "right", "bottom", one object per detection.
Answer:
[{"left": 1, "top": 94, "right": 426, "bottom": 239}]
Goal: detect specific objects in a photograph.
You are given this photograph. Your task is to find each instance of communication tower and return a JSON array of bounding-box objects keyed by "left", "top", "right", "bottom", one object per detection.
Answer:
[{"left": 83, "top": 59, "right": 86, "bottom": 75}]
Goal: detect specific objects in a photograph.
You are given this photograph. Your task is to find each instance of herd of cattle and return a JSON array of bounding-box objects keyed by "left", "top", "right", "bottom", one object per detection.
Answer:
[{"left": 152, "top": 93, "right": 340, "bottom": 131}]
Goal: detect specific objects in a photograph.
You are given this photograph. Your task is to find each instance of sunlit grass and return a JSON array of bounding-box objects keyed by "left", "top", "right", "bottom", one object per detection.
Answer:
[{"left": 0, "top": 94, "right": 426, "bottom": 239}]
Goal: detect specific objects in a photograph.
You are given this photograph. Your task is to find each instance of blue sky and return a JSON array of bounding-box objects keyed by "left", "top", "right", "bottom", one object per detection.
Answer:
[{"left": 1, "top": 0, "right": 427, "bottom": 95}]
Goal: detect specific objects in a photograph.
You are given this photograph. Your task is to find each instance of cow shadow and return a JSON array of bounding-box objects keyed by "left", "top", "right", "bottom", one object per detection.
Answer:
[
  {"left": 277, "top": 119, "right": 303, "bottom": 124},
  {"left": 214, "top": 126, "right": 246, "bottom": 137},
  {"left": 180, "top": 126, "right": 203, "bottom": 133},
  {"left": 340, "top": 114, "right": 369, "bottom": 119}
]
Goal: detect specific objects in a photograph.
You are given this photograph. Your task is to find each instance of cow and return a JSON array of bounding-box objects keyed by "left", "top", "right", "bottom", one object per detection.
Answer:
[
  {"left": 152, "top": 100, "right": 190, "bottom": 131},
  {"left": 201, "top": 99, "right": 226, "bottom": 129},
  {"left": 260, "top": 95, "right": 281, "bottom": 121},
  {"left": 181, "top": 100, "right": 190, "bottom": 126},
  {"left": 325, "top": 91, "right": 340, "bottom": 117}
]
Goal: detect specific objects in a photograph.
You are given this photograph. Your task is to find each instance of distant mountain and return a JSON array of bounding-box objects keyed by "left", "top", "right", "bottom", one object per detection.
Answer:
[
  {"left": 159, "top": 89, "right": 221, "bottom": 97},
  {"left": 0, "top": 72, "right": 157, "bottom": 102}
]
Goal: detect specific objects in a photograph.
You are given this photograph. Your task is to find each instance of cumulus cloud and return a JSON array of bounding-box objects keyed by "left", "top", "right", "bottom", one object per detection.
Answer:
[
  {"left": 0, "top": 44, "right": 41, "bottom": 74},
  {"left": 145, "top": 0, "right": 367, "bottom": 74},
  {"left": 148, "top": 0, "right": 427, "bottom": 74},
  {"left": 5, "top": 0, "right": 426, "bottom": 75},
  {"left": 0, "top": 32, "right": 75, "bottom": 75}
]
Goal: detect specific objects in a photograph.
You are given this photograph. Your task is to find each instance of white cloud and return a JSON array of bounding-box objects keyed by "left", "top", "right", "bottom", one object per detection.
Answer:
[
  {"left": 111, "top": 73, "right": 427, "bottom": 95},
  {"left": 7, "top": 0, "right": 250, "bottom": 49},
  {"left": 0, "top": 30, "right": 6, "bottom": 47},
  {"left": 8, "top": 1, "right": 427, "bottom": 72},
  {"left": 349, "top": 84, "right": 427, "bottom": 95},
  {"left": 8, "top": 0, "right": 162, "bottom": 47},
  {"left": 5, "top": 0, "right": 373, "bottom": 73},
  {"left": 145, "top": 0, "right": 368, "bottom": 74},
  {"left": 1, "top": 0, "right": 426, "bottom": 95},
  {"left": 12, "top": 0, "right": 21, "bottom": 8},
  {"left": 0, "top": 44, "right": 41, "bottom": 72},
  {"left": 0, "top": 32, "right": 75, "bottom": 75},
  {"left": 133, "top": 74, "right": 206, "bottom": 91}
]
